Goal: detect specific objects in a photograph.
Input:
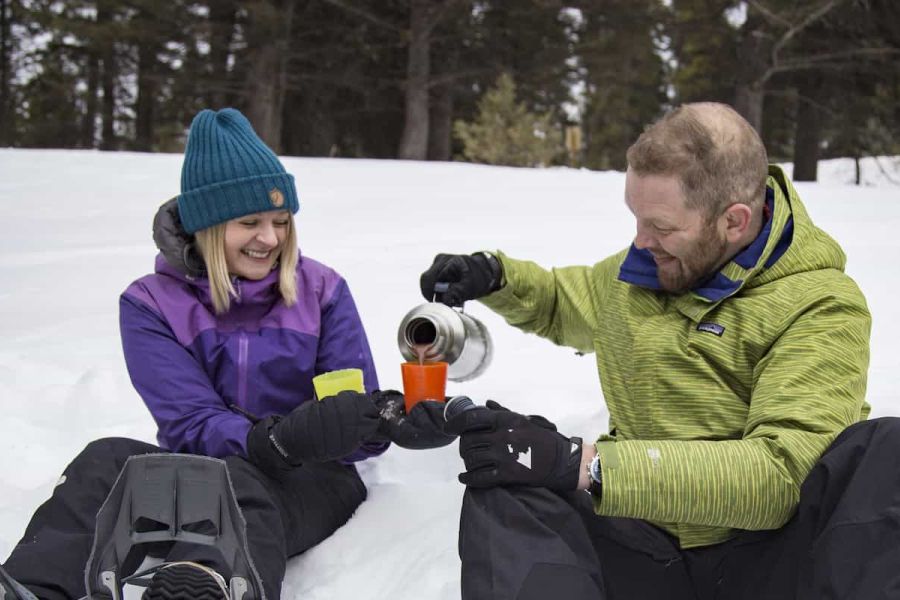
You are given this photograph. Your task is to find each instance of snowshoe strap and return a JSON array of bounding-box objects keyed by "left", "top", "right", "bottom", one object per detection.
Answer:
[
  {"left": 0, "top": 565, "right": 40, "bottom": 600},
  {"left": 83, "top": 453, "right": 264, "bottom": 600}
]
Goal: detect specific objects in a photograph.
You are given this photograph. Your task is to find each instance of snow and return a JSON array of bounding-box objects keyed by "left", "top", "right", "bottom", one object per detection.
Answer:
[{"left": 1, "top": 149, "right": 898, "bottom": 598}]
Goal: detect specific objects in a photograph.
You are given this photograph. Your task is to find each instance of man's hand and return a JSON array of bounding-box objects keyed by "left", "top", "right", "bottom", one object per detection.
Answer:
[
  {"left": 443, "top": 400, "right": 582, "bottom": 490},
  {"left": 420, "top": 252, "right": 503, "bottom": 307},
  {"left": 247, "top": 391, "right": 381, "bottom": 472},
  {"left": 373, "top": 390, "right": 457, "bottom": 450}
]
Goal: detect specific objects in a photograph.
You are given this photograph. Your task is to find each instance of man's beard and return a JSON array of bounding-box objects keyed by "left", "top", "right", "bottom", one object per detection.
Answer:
[{"left": 658, "top": 225, "right": 728, "bottom": 294}]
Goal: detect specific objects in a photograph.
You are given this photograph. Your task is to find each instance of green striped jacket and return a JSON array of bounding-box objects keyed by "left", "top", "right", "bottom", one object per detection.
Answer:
[{"left": 480, "top": 165, "right": 871, "bottom": 548}]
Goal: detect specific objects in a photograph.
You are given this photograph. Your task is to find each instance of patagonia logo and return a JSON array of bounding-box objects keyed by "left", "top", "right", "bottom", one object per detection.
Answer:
[{"left": 697, "top": 322, "right": 725, "bottom": 336}]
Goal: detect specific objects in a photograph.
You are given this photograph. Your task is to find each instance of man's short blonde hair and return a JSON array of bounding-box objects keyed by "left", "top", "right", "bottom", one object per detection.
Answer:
[
  {"left": 195, "top": 218, "right": 298, "bottom": 314},
  {"left": 626, "top": 102, "right": 768, "bottom": 220}
]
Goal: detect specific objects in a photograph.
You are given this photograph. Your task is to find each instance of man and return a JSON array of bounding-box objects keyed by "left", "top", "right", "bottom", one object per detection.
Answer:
[{"left": 422, "top": 103, "right": 899, "bottom": 599}]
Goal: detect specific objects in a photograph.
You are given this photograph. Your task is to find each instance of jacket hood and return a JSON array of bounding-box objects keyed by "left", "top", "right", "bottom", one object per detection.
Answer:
[
  {"left": 153, "top": 197, "right": 205, "bottom": 278},
  {"left": 744, "top": 165, "right": 846, "bottom": 288}
]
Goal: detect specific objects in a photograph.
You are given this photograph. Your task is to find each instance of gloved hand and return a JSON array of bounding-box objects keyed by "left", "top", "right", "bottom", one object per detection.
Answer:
[
  {"left": 373, "top": 390, "right": 457, "bottom": 450},
  {"left": 444, "top": 400, "right": 583, "bottom": 490},
  {"left": 246, "top": 390, "right": 381, "bottom": 474},
  {"left": 419, "top": 252, "right": 503, "bottom": 307}
]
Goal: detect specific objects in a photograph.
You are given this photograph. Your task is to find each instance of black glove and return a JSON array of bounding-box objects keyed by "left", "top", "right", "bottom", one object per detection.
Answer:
[
  {"left": 373, "top": 390, "right": 457, "bottom": 450},
  {"left": 246, "top": 391, "right": 381, "bottom": 473},
  {"left": 420, "top": 252, "right": 503, "bottom": 307},
  {"left": 444, "top": 400, "right": 583, "bottom": 490}
]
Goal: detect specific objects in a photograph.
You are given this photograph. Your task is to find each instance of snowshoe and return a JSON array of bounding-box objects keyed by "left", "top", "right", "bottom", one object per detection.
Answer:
[{"left": 84, "top": 453, "right": 263, "bottom": 600}]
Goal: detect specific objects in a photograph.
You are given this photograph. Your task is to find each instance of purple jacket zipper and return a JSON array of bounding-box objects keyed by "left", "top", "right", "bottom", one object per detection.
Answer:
[{"left": 238, "top": 332, "right": 249, "bottom": 410}]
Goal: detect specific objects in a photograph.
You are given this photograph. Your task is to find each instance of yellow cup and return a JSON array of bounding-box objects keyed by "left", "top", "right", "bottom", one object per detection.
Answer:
[{"left": 312, "top": 368, "right": 365, "bottom": 400}]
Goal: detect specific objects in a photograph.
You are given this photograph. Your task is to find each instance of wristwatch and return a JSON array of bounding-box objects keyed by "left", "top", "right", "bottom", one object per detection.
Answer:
[{"left": 587, "top": 453, "right": 603, "bottom": 500}]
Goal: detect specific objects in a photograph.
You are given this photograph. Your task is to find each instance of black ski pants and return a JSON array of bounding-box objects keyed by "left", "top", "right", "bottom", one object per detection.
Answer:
[
  {"left": 458, "top": 417, "right": 900, "bottom": 600},
  {"left": 1, "top": 437, "right": 366, "bottom": 600}
]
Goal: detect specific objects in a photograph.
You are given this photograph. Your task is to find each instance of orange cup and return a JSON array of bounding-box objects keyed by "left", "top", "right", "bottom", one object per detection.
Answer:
[{"left": 400, "top": 361, "right": 448, "bottom": 412}]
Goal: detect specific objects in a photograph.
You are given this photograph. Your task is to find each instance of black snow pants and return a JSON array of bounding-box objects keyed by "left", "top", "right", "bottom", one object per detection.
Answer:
[
  {"left": 458, "top": 417, "right": 900, "bottom": 600},
  {"left": 1, "top": 437, "right": 367, "bottom": 600}
]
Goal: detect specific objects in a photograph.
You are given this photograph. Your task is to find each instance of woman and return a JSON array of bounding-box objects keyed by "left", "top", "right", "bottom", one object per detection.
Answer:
[
  {"left": 121, "top": 107, "right": 386, "bottom": 465},
  {"left": 1, "top": 108, "right": 401, "bottom": 599}
]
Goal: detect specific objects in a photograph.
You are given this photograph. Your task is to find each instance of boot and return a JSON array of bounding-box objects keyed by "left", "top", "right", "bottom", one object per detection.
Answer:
[{"left": 142, "top": 562, "right": 228, "bottom": 600}]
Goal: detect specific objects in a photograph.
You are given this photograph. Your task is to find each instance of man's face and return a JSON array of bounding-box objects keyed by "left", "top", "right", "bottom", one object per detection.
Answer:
[{"left": 624, "top": 169, "right": 728, "bottom": 294}]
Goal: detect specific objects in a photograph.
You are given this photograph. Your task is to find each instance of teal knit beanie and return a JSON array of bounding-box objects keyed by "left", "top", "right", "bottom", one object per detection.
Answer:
[{"left": 177, "top": 108, "right": 300, "bottom": 234}]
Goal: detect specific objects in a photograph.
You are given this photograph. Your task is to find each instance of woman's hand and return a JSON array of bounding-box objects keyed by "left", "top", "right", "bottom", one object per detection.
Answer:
[
  {"left": 373, "top": 390, "right": 457, "bottom": 450},
  {"left": 247, "top": 391, "right": 381, "bottom": 471}
]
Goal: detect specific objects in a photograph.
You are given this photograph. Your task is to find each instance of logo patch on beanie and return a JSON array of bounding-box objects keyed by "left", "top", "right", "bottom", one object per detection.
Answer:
[{"left": 269, "top": 187, "right": 285, "bottom": 207}]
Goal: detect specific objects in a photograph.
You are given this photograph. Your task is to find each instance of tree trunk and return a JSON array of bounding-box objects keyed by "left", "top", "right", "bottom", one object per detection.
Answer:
[
  {"left": 244, "top": 0, "right": 294, "bottom": 152},
  {"left": 134, "top": 40, "right": 158, "bottom": 151},
  {"left": 245, "top": 45, "right": 284, "bottom": 152},
  {"left": 733, "top": 13, "right": 770, "bottom": 133},
  {"left": 100, "top": 56, "right": 116, "bottom": 150},
  {"left": 81, "top": 49, "right": 99, "bottom": 148},
  {"left": 428, "top": 82, "right": 453, "bottom": 161},
  {"left": 733, "top": 83, "right": 764, "bottom": 133},
  {"left": 98, "top": 0, "right": 116, "bottom": 150},
  {"left": 792, "top": 76, "right": 825, "bottom": 182},
  {"left": 398, "top": 0, "right": 431, "bottom": 160},
  {"left": 0, "top": 0, "right": 13, "bottom": 145},
  {"left": 428, "top": 37, "right": 458, "bottom": 162},
  {"left": 207, "top": 0, "right": 238, "bottom": 108}
]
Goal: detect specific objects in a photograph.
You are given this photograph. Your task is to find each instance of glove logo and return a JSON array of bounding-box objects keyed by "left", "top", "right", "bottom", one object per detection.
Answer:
[{"left": 508, "top": 443, "right": 532, "bottom": 469}]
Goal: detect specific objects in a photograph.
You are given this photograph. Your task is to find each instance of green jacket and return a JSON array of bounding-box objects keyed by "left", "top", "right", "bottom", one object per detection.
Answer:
[{"left": 480, "top": 165, "right": 871, "bottom": 548}]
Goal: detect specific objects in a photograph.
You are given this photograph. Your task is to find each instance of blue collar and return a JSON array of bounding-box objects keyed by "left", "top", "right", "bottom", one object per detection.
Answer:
[{"left": 617, "top": 188, "right": 791, "bottom": 302}]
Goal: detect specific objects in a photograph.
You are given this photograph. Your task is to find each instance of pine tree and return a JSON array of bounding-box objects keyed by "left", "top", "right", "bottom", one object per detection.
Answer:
[
  {"left": 668, "top": 0, "right": 737, "bottom": 105},
  {"left": 579, "top": 0, "right": 667, "bottom": 170},
  {"left": 0, "top": 0, "right": 16, "bottom": 145},
  {"left": 454, "top": 73, "right": 560, "bottom": 167}
]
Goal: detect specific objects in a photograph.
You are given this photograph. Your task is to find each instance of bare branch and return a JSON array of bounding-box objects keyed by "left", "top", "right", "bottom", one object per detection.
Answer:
[
  {"left": 747, "top": 1, "right": 792, "bottom": 28},
  {"left": 873, "top": 157, "right": 900, "bottom": 186},
  {"left": 422, "top": 0, "right": 465, "bottom": 34},
  {"left": 427, "top": 66, "right": 495, "bottom": 89},
  {"left": 764, "top": 88, "right": 841, "bottom": 118},
  {"left": 319, "top": 0, "right": 403, "bottom": 33},
  {"left": 771, "top": 0, "right": 845, "bottom": 63},
  {"left": 767, "top": 46, "right": 900, "bottom": 77}
]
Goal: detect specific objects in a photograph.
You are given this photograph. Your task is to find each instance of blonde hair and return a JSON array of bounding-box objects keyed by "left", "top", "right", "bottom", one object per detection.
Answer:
[
  {"left": 626, "top": 102, "right": 768, "bottom": 221},
  {"left": 195, "top": 217, "right": 298, "bottom": 314}
]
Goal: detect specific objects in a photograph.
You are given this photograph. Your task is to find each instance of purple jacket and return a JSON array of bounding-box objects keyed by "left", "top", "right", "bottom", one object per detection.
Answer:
[{"left": 120, "top": 252, "right": 385, "bottom": 462}]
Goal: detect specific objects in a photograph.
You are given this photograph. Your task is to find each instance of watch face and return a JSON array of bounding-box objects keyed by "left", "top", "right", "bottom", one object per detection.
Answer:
[{"left": 589, "top": 455, "right": 602, "bottom": 483}]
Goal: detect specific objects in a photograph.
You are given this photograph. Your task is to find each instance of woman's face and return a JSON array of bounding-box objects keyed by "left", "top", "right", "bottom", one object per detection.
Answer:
[{"left": 223, "top": 210, "right": 291, "bottom": 280}]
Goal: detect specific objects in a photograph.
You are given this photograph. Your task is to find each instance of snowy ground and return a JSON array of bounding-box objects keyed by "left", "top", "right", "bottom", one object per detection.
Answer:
[{"left": 1, "top": 150, "right": 898, "bottom": 598}]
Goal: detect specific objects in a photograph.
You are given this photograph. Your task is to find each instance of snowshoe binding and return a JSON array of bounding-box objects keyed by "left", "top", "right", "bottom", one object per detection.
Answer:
[{"left": 84, "top": 453, "right": 263, "bottom": 599}]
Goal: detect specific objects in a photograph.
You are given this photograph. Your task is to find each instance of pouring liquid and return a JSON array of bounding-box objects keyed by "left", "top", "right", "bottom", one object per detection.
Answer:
[{"left": 414, "top": 343, "right": 430, "bottom": 366}]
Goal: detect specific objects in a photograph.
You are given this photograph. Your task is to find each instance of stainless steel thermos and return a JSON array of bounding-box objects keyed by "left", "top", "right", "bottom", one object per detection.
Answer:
[{"left": 397, "top": 302, "right": 493, "bottom": 382}]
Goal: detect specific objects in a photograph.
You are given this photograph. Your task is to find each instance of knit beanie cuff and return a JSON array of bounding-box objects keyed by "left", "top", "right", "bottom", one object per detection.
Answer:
[{"left": 177, "top": 173, "right": 299, "bottom": 234}]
